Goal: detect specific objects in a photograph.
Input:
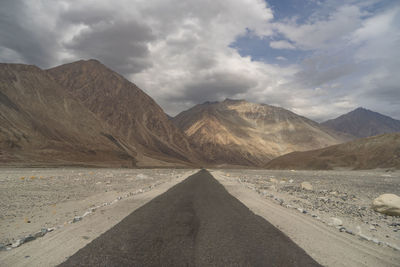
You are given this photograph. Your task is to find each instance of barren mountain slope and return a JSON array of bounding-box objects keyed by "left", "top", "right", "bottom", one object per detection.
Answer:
[
  {"left": 322, "top": 107, "right": 400, "bottom": 138},
  {"left": 173, "top": 99, "right": 347, "bottom": 166},
  {"left": 265, "top": 133, "right": 400, "bottom": 170},
  {"left": 47, "top": 59, "right": 198, "bottom": 166},
  {"left": 0, "top": 63, "right": 136, "bottom": 167}
]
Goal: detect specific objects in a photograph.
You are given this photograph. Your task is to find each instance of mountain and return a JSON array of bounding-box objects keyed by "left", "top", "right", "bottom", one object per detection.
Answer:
[
  {"left": 47, "top": 59, "right": 199, "bottom": 167},
  {"left": 0, "top": 63, "right": 137, "bottom": 167},
  {"left": 322, "top": 107, "right": 400, "bottom": 138},
  {"left": 265, "top": 133, "right": 400, "bottom": 170},
  {"left": 172, "top": 99, "right": 348, "bottom": 166}
]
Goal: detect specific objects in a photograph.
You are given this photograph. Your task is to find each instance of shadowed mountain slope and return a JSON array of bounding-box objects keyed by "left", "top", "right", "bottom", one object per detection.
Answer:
[
  {"left": 322, "top": 107, "right": 400, "bottom": 138},
  {"left": 265, "top": 133, "right": 400, "bottom": 170},
  {"left": 47, "top": 59, "right": 199, "bottom": 167},
  {"left": 173, "top": 99, "right": 348, "bottom": 166},
  {"left": 0, "top": 63, "right": 137, "bottom": 167}
]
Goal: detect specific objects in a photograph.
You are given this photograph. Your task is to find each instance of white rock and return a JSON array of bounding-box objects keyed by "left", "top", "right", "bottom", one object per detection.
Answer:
[
  {"left": 330, "top": 217, "right": 343, "bottom": 226},
  {"left": 269, "top": 178, "right": 278, "bottom": 183},
  {"left": 11, "top": 239, "right": 23, "bottom": 248},
  {"left": 289, "top": 179, "right": 294, "bottom": 183},
  {"left": 301, "top": 181, "right": 313, "bottom": 191},
  {"left": 372, "top": 194, "right": 400, "bottom": 216},
  {"left": 136, "top": 174, "right": 148, "bottom": 180}
]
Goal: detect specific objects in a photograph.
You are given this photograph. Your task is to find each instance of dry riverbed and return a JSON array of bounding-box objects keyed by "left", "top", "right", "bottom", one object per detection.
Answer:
[{"left": 0, "top": 168, "right": 197, "bottom": 250}]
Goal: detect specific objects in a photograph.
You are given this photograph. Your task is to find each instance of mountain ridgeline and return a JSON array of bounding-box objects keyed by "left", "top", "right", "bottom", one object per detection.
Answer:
[
  {"left": 265, "top": 133, "right": 400, "bottom": 170},
  {"left": 322, "top": 107, "right": 400, "bottom": 138},
  {"left": 47, "top": 60, "right": 199, "bottom": 167},
  {"left": 0, "top": 63, "right": 136, "bottom": 167},
  {"left": 172, "top": 99, "right": 348, "bottom": 167},
  {"left": 1, "top": 59, "right": 398, "bottom": 168}
]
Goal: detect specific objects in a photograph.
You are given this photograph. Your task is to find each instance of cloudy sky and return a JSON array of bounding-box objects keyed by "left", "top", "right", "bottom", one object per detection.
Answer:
[{"left": 1, "top": 0, "right": 399, "bottom": 121}]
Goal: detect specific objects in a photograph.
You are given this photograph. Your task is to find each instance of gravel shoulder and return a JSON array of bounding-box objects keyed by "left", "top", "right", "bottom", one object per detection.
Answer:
[{"left": 211, "top": 169, "right": 400, "bottom": 267}]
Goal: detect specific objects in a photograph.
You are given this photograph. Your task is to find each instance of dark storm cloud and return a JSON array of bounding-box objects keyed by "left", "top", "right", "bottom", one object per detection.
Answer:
[
  {"left": 0, "top": 0, "right": 399, "bottom": 121},
  {"left": 0, "top": 0, "right": 59, "bottom": 67},
  {"left": 180, "top": 72, "right": 257, "bottom": 103},
  {"left": 64, "top": 20, "right": 155, "bottom": 75}
]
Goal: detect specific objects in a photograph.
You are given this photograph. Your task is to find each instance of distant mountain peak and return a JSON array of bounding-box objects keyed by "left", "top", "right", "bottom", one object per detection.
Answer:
[
  {"left": 223, "top": 98, "right": 246, "bottom": 103},
  {"left": 173, "top": 99, "right": 345, "bottom": 166},
  {"left": 322, "top": 107, "right": 400, "bottom": 138},
  {"left": 47, "top": 60, "right": 200, "bottom": 166}
]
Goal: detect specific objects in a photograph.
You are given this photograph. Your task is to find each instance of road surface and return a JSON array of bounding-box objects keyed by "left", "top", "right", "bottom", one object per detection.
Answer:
[{"left": 59, "top": 169, "right": 321, "bottom": 266}]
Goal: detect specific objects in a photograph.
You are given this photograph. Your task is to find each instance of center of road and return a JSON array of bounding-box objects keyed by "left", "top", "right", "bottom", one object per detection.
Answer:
[{"left": 59, "top": 169, "right": 321, "bottom": 266}]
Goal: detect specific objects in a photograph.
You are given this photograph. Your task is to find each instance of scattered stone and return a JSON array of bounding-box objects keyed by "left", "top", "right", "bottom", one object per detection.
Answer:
[
  {"left": 269, "top": 178, "right": 278, "bottom": 183},
  {"left": 72, "top": 216, "right": 82, "bottom": 223},
  {"left": 301, "top": 181, "right": 313, "bottom": 191},
  {"left": 345, "top": 229, "right": 355, "bottom": 235},
  {"left": 25, "top": 255, "right": 30, "bottom": 258},
  {"left": 23, "top": 235, "right": 36, "bottom": 243},
  {"left": 11, "top": 239, "right": 23, "bottom": 248},
  {"left": 330, "top": 217, "right": 343, "bottom": 226},
  {"left": 136, "top": 174, "right": 148, "bottom": 180},
  {"left": 297, "top": 208, "right": 304, "bottom": 213},
  {"left": 289, "top": 179, "right": 294, "bottom": 183},
  {"left": 339, "top": 227, "right": 346, "bottom": 232},
  {"left": 372, "top": 194, "right": 400, "bottom": 216},
  {"left": 33, "top": 228, "right": 47, "bottom": 238}
]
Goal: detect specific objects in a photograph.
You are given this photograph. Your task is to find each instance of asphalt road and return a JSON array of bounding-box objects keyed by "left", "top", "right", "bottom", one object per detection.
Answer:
[{"left": 59, "top": 169, "right": 321, "bottom": 267}]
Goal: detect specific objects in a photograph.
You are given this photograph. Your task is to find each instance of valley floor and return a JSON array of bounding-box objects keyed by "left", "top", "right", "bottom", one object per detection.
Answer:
[{"left": 0, "top": 168, "right": 399, "bottom": 266}]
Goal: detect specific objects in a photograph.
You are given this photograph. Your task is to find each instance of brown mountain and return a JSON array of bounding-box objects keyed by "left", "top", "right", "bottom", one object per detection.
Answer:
[
  {"left": 172, "top": 99, "right": 347, "bottom": 166},
  {"left": 0, "top": 63, "right": 137, "bottom": 167},
  {"left": 322, "top": 107, "right": 400, "bottom": 138},
  {"left": 265, "top": 133, "right": 400, "bottom": 170},
  {"left": 47, "top": 59, "right": 198, "bottom": 166}
]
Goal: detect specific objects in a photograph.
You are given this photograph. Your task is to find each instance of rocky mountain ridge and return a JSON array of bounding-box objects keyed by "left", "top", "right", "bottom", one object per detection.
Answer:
[
  {"left": 322, "top": 107, "right": 400, "bottom": 138},
  {"left": 173, "top": 99, "right": 348, "bottom": 166}
]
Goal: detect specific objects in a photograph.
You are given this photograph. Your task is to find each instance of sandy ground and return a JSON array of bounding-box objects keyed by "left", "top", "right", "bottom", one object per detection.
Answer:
[
  {"left": 0, "top": 168, "right": 197, "bottom": 266},
  {"left": 211, "top": 169, "right": 400, "bottom": 267}
]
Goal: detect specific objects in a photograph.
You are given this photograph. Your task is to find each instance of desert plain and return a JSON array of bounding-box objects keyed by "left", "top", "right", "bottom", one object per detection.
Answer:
[{"left": 0, "top": 168, "right": 399, "bottom": 267}]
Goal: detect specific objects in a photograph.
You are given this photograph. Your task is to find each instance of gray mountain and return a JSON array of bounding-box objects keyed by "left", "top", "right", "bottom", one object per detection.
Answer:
[{"left": 322, "top": 107, "right": 400, "bottom": 138}]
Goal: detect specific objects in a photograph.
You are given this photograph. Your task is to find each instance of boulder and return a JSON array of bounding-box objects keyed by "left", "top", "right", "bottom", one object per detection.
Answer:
[
  {"left": 372, "top": 194, "right": 400, "bottom": 216},
  {"left": 301, "top": 181, "right": 313, "bottom": 191},
  {"left": 330, "top": 217, "right": 343, "bottom": 226},
  {"left": 269, "top": 178, "right": 278, "bottom": 183}
]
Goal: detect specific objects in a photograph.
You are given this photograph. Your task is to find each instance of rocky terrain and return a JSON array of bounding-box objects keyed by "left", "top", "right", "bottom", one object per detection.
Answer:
[
  {"left": 0, "top": 63, "right": 136, "bottom": 167},
  {"left": 218, "top": 169, "right": 400, "bottom": 251},
  {"left": 322, "top": 107, "right": 400, "bottom": 138},
  {"left": 173, "top": 99, "right": 347, "bottom": 166},
  {"left": 47, "top": 60, "right": 200, "bottom": 166},
  {"left": 0, "top": 168, "right": 196, "bottom": 249},
  {"left": 265, "top": 133, "right": 400, "bottom": 170}
]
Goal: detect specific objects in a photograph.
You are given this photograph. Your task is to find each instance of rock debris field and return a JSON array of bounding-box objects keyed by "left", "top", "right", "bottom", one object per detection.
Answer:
[
  {"left": 0, "top": 168, "right": 194, "bottom": 250},
  {"left": 218, "top": 169, "right": 400, "bottom": 251}
]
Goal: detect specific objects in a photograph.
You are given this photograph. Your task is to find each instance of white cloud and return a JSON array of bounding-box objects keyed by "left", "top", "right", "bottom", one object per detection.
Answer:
[
  {"left": 275, "top": 5, "right": 364, "bottom": 50},
  {"left": 0, "top": 0, "right": 399, "bottom": 121},
  {"left": 269, "top": 40, "right": 296, "bottom": 50}
]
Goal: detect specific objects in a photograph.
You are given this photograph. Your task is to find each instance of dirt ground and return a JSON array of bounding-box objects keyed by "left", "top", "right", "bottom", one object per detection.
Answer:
[
  {"left": 211, "top": 169, "right": 400, "bottom": 266},
  {"left": 0, "top": 168, "right": 197, "bottom": 247}
]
